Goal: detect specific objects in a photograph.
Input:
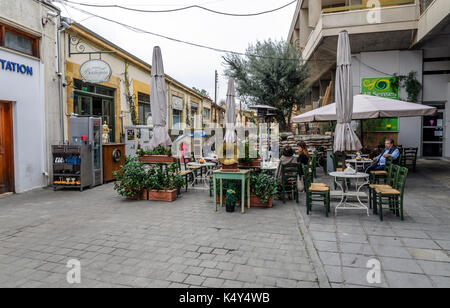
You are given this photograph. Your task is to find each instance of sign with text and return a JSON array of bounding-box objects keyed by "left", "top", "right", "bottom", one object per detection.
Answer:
[
  {"left": 361, "top": 77, "right": 399, "bottom": 132},
  {"left": 79, "top": 59, "right": 112, "bottom": 84}
]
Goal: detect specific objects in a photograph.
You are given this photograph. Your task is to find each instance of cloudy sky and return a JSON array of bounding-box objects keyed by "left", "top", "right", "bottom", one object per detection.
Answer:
[{"left": 56, "top": 0, "right": 297, "bottom": 103}]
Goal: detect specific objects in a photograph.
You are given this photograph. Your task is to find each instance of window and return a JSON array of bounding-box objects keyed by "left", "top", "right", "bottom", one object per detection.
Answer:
[
  {"left": 0, "top": 23, "right": 39, "bottom": 57},
  {"left": 138, "top": 92, "right": 151, "bottom": 125},
  {"left": 203, "top": 108, "right": 210, "bottom": 120},
  {"left": 173, "top": 109, "right": 182, "bottom": 129}
]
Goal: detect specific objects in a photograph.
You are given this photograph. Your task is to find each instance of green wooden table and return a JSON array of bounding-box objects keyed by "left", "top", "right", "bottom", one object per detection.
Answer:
[{"left": 213, "top": 169, "right": 251, "bottom": 214}]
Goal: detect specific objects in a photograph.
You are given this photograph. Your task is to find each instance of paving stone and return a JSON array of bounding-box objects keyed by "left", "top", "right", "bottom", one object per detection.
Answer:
[
  {"left": 184, "top": 275, "right": 205, "bottom": 286},
  {"left": 202, "top": 277, "right": 224, "bottom": 288},
  {"left": 384, "top": 271, "right": 433, "bottom": 288}
]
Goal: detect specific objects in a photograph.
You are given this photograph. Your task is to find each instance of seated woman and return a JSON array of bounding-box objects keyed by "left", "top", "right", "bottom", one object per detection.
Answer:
[
  {"left": 275, "top": 147, "right": 297, "bottom": 181},
  {"left": 297, "top": 141, "right": 310, "bottom": 176}
]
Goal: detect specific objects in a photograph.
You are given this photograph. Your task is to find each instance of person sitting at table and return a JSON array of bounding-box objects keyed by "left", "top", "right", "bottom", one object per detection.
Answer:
[
  {"left": 297, "top": 141, "right": 310, "bottom": 176},
  {"left": 275, "top": 147, "right": 297, "bottom": 180},
  {"left": 367, "top": 138, "right": 400, "bottom": 171}
]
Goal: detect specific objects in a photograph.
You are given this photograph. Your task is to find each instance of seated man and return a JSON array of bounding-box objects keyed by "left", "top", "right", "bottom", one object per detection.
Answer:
[{"left": 368, "top": 138, "right": 400, "bottom": 171}]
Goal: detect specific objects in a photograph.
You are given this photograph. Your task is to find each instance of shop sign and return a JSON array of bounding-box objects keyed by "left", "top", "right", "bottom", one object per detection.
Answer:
[
  {"left": 0, "top": 58, "right": 33, "bottom": 76},
  {"left": 361, "top": 77, "right": 399, "bottom": 133},
  {"left": 79, "top": 59, "right": 112, "bottom": 84}
]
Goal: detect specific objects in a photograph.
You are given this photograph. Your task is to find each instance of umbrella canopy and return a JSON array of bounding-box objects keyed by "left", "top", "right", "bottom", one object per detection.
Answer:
[
  {"left": 334, "top": 30, "right": 362, "bottom": 152},
  {"left": 224, "top": 78, "right": 237, "bottom": 143},
  {"left": 149, "top": 46, "right": 172, "bottom": 150},
  {"left": 292, "top": 95, "right": 437, "bottom": 123}
]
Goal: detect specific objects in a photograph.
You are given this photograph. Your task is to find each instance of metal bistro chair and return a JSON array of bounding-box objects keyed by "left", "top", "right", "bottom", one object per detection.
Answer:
[
  {"left": 183, "top": 155, "right": 204, "bottom": 186},
  {"left": 302, "top": 165, "right": 330, "bottom": 217},
  {"left": 281, "top": 163, "right": 300, "bottom": 204},
  {"left": 369, "top": 157, "right": 394, "bottom": 185},
  {"left": 369, "top": 164, "right": 399, "bottom": 214},
  {"left": 374, "top": 166, "right": 408, "bottom": 221}
]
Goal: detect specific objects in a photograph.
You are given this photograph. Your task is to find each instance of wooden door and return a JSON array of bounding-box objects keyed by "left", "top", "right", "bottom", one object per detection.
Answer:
[{"left": 0, "top": 101, "right": 14, "bottom": 194}]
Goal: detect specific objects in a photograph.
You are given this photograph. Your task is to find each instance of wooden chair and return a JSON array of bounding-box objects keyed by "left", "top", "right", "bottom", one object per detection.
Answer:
[
  {"left": 369, "top": 157, "right": 393, "bottom": 184},
  {"left": 176, "top": 158, "right": 192, "bottom": 192},
  {"left": 375, "top": 166, "right": 408, "bottom": 221},
  {"left": 308, "top": 153, "right": 318, "bottom": 179},
  {"left": 369, "top": 164, "right": 398, "bottom": 214},
  {"left": 281, "top": 163, "right": 300, "bottom": 204},
  {"left": 302, "top": 165, "right": 330, "bottom": 217},
  {"left": 402, "top": 147, "right": 418, "bottom": 172}
]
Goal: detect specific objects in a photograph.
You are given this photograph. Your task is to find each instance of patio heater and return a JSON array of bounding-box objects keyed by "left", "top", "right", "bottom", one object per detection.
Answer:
[{"left": 249, "top": 105, "right": 278, "bottom": 162}]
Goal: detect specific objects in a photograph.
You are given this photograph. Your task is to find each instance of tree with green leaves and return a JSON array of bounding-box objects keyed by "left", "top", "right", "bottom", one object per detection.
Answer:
[
  {"left": 223, "top": 39, "right": 309, "bottom": 132},
  {"left": 192, "top": 87, "right": 211, "bottom": 99}
]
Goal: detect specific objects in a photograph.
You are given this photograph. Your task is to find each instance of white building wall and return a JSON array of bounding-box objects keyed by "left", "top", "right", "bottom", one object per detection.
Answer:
[
  {"left": 0, "top": 0, "right": 60, "bottom": 192},
  {"left": 352, "top": 49, "right": 423, "bottom": 154}
]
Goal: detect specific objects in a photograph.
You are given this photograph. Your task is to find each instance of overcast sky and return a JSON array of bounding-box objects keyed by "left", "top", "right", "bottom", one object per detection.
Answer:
[{"left": 56, "top": 0, "right": 296, "bottom": 103}]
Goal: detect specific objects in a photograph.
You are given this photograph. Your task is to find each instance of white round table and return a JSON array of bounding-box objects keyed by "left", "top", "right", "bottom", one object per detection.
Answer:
[
  {"left": 187, "top": 162, "right": 217, "bottom": 186},
  {"left": 345, "top": 159, "right": 373, "bottom": 172},
  {"left": 329, "top": 171, "right": 370, "bottom": 216}
]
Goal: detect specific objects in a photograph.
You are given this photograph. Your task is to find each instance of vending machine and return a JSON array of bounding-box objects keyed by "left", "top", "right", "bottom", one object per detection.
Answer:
[{"left": 70, "top": 116, "right": 103, "bottom": 187}]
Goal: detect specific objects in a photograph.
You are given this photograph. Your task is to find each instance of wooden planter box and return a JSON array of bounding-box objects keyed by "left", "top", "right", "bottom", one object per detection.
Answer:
[
  {"left": 138, "top": 155, "right": 176, "bottom": 163},
  {"left": 250, "top": 193, "right": 273, "bottom": 208},
  {"left": 148, "top": 189, "right": 177, "bottom": 202},
  {"left": 220, "top": 163, "right": 239, "bottom": 172},
  {"left": 250, "top": 158, "right": 262, "bottom": 167}
]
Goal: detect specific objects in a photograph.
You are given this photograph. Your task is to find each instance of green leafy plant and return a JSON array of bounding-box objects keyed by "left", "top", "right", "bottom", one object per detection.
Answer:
[
  {"left": 250, "top": 172, "right": 279, "bottom": 204},
  {"left": 393, "top": 71, "right": 422, "bottom": 103},
  {"left": 146, "top": 163, "right": 185, "bottom": 191},
  {"left": 136, "top": 145, "right": 172, "bottom": 156},
  {"left": 113, "top": 157, "right": 147, "bottom": 198}
]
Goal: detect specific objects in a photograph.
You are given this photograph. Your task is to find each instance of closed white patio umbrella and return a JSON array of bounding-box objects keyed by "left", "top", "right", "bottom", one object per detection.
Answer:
[
  {"left": 224, "top": 78, "right": 237, "bottom": 143},
  {"left": 334, "top": 30, "right": 362, "bottom": 152},
  {"left": 148, "top": 46, "right": 172, "bottom": 150},
  {"left": 292, "top": 94, "right": 437, "bottom": 123}
]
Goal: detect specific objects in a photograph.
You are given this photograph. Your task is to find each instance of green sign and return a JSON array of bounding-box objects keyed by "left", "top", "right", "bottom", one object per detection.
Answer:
[
  {"left": 361, "top": 77, "right": 398, "bottom": 99},
  {"left": 361, "top": 77, "right": 399, "bottom": 132}
]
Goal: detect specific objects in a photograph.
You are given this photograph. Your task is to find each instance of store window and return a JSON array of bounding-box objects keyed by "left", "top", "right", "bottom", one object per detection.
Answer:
[
  {"left": 0, "top": 23, "right": 39, "bottom": 57},
  {"left": 73, "top": 79, "right": 116, "bottom": 142},
  {"left": 138, "top": 92, "right": 151, "bottom": 125}
]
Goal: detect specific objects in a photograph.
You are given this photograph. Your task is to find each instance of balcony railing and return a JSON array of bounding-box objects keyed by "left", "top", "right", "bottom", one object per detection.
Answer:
[{"left": 322, "top": 0, "right": 415, "bottom": 14}]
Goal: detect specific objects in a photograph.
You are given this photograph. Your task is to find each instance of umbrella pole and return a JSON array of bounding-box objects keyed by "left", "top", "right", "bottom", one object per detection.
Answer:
[{"left": 360, "top": 119, "right": 364, "bottom": 149}]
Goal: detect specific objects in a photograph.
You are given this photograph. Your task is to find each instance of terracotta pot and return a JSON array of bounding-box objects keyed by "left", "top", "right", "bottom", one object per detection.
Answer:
[
  {"left": 250, "top": 158, "right": 262, "bottom": 167},
  {"left": 148, "top": 189, "right": 177, "bottom": 202},
  {"left": 138, "top": 155, "right": 176, "bottom": 163},
  {"left": 250, "top": 193, "right": 273, "bottom": 208}
]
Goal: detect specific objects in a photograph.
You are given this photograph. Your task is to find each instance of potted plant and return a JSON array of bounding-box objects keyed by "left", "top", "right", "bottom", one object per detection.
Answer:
[
  {"left": 147, "top": 164, "right": 185, "bottom": 202},
  {"left": 211, "top": 179, "right": 246, "bottom": 206},
  {"left": 113, "top": 157, "right": 147, "bottom": 200},
  {"left": 238, "top": 143, "right": 261, "bottom": 167},
  {"left": 137, "top": 146, "right": 176, "bottom": 163},
  {"left": 225, "top": 189, "right": 237, "bottom": 212},
  {"left": 249, "top": 172, "right": 279, "bottom": 207}
]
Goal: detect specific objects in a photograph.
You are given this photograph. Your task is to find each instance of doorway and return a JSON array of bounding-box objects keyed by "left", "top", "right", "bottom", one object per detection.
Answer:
[
  {"left": 0, "top": 101, "right": 14, "bottom": 194},
  {"left": 422, "top": 102, "right": 445, "bottom": 157}
]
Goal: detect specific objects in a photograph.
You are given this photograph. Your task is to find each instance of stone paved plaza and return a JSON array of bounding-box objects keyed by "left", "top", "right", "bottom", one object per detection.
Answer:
[{"left": 0, "top": 159, "right": 449, "bottom": 288}]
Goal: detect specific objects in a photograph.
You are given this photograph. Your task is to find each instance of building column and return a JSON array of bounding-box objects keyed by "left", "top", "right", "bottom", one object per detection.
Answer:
[{"left": 308, "top": 0, "right": 322, "bottom": 28}]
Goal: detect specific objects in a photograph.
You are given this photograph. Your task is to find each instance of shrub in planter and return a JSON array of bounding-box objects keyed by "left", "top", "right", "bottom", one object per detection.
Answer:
[
  {"left": 225, "top": 189, "right": 237, "bottom": 212},
  {"left": 137, "top": 146, "right": 175, "bottom": 163},
  {"left": 250, "top": 172, "right": 279, "bottom": 207},
  {"left": 146, "top": 164, "right": 185, "bottom": 202},
  {"left": 113, "top": 157, "right": 147, "bottom": 199}
]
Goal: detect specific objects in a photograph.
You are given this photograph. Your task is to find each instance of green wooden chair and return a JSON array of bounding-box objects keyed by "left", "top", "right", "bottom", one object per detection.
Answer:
[
  {"left": 402, "top": 147, "right": 418, "bottom": 172},
  {"left": 369, "top": 157, "right": 394, "bottom": 184},
  {"left": 302, "top": 165, "right": 330, "bottom": 217},
  {"left": 281, "top": 163, "right": 300, "bottom": 204},
  {"left": 176, "top": 158, "right": 192, "bottom": 192},
  {"left": 375, "top": 166, "right": 408, "bottom": 221},
  {"left": 369, "top": 164, "right": 398, "bottom": 214},
  {"left": 308, "top": 153, "right": 318, "bottom": 179}
]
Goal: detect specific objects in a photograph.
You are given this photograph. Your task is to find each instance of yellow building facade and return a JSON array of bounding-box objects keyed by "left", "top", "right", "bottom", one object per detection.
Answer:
[{"left": 62, "top": 23, "right": 210, "bottom": 143}]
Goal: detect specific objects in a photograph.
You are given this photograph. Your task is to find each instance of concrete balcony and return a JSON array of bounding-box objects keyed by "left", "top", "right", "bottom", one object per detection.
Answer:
[{"left": 303, "top": 2, "right": 419, "bottom": 60}]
